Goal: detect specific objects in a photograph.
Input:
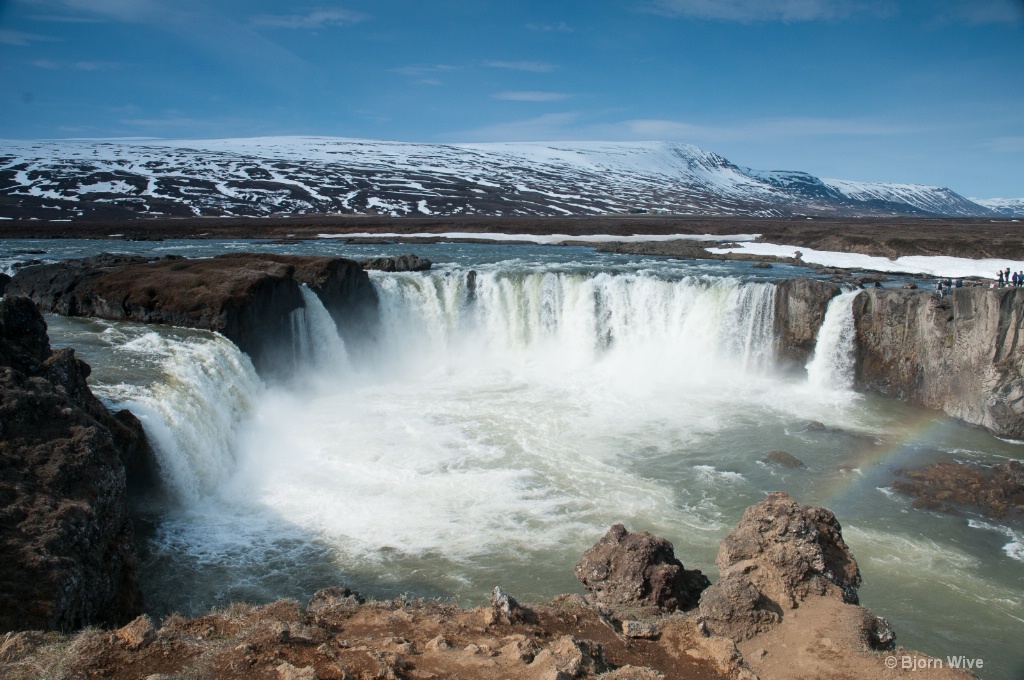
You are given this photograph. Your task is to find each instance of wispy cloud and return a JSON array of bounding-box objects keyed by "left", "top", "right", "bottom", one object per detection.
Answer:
[
  {"left": 443, "top": 112, "right": 582, "bottom": 142},
  {"left": 646, "top": 0, "right": 884, "bottom": 22},
  {"left": 392, "top": 64, "right": 456, "bottom": 77},
  {"left": 986, "top": 136, "right": 1024, "bottom": 152},
  {"left": 525, "top": 22, "right": 574, "bottom": 32},
  {"left": 621, "top": 116, "right": 913, "bottom": 141},
  {"left": 0, "top": 29, "right": 54, "bottom": 46},
  {"left": 936, "top": 0, "right": 1024, "bottom": 25},
  {"left": 494, "top": 91, "right": 571, "bottom": 102},
  {"left": 32, "top": 59, "right": 119, "bottom": 70},
  {"left": 485, "top": 60, "right": 557, "bottom": 73},
  {"left": 42, "top": 0, "right": 168, "bottom": 23},
  {"left": 251, "top": 9, "right": 367, "bottom": 30}
]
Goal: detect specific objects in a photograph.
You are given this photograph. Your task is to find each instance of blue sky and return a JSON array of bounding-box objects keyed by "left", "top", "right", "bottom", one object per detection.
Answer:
[{"left": 1, "top": 0, "right": 1022, "bottom": 198}]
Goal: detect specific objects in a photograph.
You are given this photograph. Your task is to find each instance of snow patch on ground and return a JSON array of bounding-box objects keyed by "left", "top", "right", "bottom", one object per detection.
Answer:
[{"left": 709, "top": 242, "right": 1023, "bottom": 279}]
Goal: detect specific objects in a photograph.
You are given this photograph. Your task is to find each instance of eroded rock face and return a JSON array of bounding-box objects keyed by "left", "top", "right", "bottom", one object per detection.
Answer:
[
  {"left": 699, "top": 492, "right": 862, "bottom": 641},
  {"left": 0, "top": 296, "right": 146, "bottom": 631},
  {"left": 774, "top": 278, "right": 843, "bottom": 368},
  {"left": 574, "top": 524, "right": 710, "bottom": 612},
  {"left": 8, "top": 253, "right": 378, "bottom": 375},
  {"left": 853, "top": 286, "right": 1024, "bottom": 438}
]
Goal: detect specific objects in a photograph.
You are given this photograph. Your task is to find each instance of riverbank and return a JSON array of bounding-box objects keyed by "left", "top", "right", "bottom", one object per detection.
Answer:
[{"left": 1, "top": 215, "right": 1023, "bottom": 261}]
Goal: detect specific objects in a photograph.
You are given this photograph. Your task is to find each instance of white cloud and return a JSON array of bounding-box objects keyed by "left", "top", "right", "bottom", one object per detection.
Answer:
[
  {"left": 485, "top": 60, "right": 557, "bottom": 73},
  {"left": 647, "top": 0, "right": 882, "bottom": 22},
  {"left": 445, "top": 112, "right": 582, "bottom": 142},
  {"left": 0, "top": 29, "right": 53, "bottom": 45},
  {"left": 525, "top": 22, "right": 574, "bottom": 32},
  {"left": 494, "top": 91, "right": 570, "bottom": 102},
  {"left": 251, "top": 9, "right": 367, "bottom": 29},
  {"left": 622, "top": 116, "right": 912, "bottom": 141},
  {"left": 940, "top": 0, "right": 1024, "bottom": 25},
  {"left": 986, "top": 136, "right": 1024, "bottom": 152},
  {"left": 392, "top": 64, "right": 456, "bottom": 77},
  {"left": 32, "top": 58, "right": 119, "bottom": 70}
]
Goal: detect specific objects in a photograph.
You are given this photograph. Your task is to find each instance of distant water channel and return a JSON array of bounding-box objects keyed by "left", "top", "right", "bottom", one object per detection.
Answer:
[{"left": 3, "top": 238, "right": 1022, "bottom": 679}]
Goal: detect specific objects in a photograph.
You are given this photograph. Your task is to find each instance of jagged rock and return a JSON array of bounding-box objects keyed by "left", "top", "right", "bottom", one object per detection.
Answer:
[
  {"left": 359, "top": 254, "right": 432, "bottom": 272},
  {"left": 529, "top": 635, "right": 609, "bottom": 678},
  {"left": 892, "top": 460, "right": 1024, "bottom": 517},
  {"left": 116, "top": 614, "right": 156, "bottom": 649},
  {"left": 0, "top": 273, "right": 10, "bottom": 296},
  {"left": 760, "top": 450, "right": 805, "bottom": 468},
  {"left": 574, "top": 524, "right": 710, "bottom": 612},
  {"left": 774, "top": 278, "right": 843, "bottom": 367},
  {"left": 0, "top": 296, "right": 145, "bottom": 631},
  {"left": 276, "top": 661, "right": 317, "bottom": 680},
  {"left": 699, "top": 492, "right": 861, "bottom": 641},
  {"left": 853, "top": 286, "right": 1024, "bottom": 438},
  {"left": 306, "top": 586, "right": 365, "bottom": 613},
  {"left": 8, "top": 253, "right": 378, "bottom": 375},
  {"left": 620, "top": 620, "right": 660, "bottom": 639},
  {"left": 484, "top": 586, "right": 529, "bottom": 625}
]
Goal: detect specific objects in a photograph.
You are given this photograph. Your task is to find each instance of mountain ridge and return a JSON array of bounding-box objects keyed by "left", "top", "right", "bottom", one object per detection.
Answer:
[{"left": 1, "top": 136, "right": 1018, "bottom": 221}]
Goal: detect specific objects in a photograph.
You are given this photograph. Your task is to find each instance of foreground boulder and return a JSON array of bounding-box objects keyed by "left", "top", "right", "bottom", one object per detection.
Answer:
[
  {"left": 7, "top": 253, "right": 378, "bottom": 375},
  {"left": 0, "top": 297, "right": 150, "bottom": 631},
  {"left": 699, "top": 492, "right": 862, "bottom": 641},
  {"left": 853, "top": 286, "right": 1024, "bottom": 438},
  {"left": 574, "top": 523, "right": 710, "bottom": 612}
]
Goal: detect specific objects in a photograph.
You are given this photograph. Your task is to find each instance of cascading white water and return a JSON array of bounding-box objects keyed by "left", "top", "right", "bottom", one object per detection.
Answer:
[
  {"left": 291, "top": 284, "right": 350, "bottom": 372},
  {"left": 806, "top": 290, "right": 861, "bottom": 390},
  {"left": 98, "top": 331, "right": 264, "bottom": 503},
  {"left": 372, "top": 270, "right": 778, "bottom": 378}
]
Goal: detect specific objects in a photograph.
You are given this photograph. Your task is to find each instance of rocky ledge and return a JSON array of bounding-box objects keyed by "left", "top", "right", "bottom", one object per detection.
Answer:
[
  {"left": 0, "top": 492, "right": 974, "bottom": 680},
  {"left": 0, "top": 296, "right": 154, "bottom": 632},
  {"left": 893, "top": 460, "right": 1024, "bottom": 517},
  {"left": 6, "top": 253, "right": 379, "bottom": 376}
]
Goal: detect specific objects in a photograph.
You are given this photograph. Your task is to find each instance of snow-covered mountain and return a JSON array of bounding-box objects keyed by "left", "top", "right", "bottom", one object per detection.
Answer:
[
  {"left": 0, "top": 136, "right": 1005, "bottom": 221},
  {"left": 970, "top": 198, "right": 1024, "bottom": 218}
]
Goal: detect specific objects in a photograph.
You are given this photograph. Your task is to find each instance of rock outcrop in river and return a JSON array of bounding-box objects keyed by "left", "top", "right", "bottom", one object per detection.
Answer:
[
  {"left": 853, "top": 285, "right": 1024, "bottom": 438},
  {"left": 7, "top": 253, "right": 378, "bottom": 375},
  {"left": 0, "top": 296, "right": 149, "bottom": 632}
]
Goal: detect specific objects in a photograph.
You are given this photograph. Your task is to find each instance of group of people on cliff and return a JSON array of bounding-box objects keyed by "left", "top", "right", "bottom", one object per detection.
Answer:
[{"left": 997, "top": 267, "right": 1024, "bottom": 287}]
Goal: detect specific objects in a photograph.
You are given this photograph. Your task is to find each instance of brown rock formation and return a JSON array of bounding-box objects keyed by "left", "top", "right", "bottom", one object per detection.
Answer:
[
  {"left": 893, "top": 460, "right": 1024, "bottom": 517},
  {"left": 773, "top": 278, "right": 842, "bottom": 367},
  {"left": 7, "top": 253, "right": 378, "bottom": 375},
  {"left": 0, "top": 296, "right": 148, "bottom": 632},
  {"left": 698, "top": 492, "right": 862, "bottom": 641},
  {"left": 574, "top": 523, "right": 710, "bottom": 612},
  {"left": 853, "top": 286, "right": 1024, "bottom": 438}
]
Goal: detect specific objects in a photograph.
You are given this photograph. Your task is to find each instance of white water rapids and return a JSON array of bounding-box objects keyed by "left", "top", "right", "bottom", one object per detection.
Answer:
[{"left": 47, "top": 265, "right": 1024, "bottom": 680}]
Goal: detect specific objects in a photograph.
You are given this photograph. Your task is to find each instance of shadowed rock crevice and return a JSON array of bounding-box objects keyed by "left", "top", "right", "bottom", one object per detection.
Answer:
[{"left": 0, "top": 296, "right": 150, "bottom": 632}]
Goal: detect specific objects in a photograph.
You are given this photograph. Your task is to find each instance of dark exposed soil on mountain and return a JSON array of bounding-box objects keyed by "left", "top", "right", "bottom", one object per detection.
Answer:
[{"left": 2, "top": 215, "right": 1023, "bottom": 261}]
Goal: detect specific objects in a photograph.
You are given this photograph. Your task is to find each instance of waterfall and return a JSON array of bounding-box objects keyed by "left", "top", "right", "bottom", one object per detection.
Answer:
[
  {"left": 372, "top": 269, "right": 778, "bottom": 377},
  {"left": 806, "top": 290, "right": 860, "bottom": 390},
  {"left": 291, "top": 285, "right": 350, "bottom": 372},
  {"left": 105, "top": 332, "right": 264, "bottom": 503}
]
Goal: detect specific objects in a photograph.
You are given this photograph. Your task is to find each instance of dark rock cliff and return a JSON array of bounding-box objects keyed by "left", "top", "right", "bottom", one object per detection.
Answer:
[
  {"left": 853, "top": 286, "right": 1024, "bottom": 438},
  {"left": 7, "top": 253, "right": 379, "bottom": 375},
  {"left": 0, "top": 296, "right": 150, "bottom": 632},
  {"left": 774, "top": 278, "right": 842, "bottom": 368}
]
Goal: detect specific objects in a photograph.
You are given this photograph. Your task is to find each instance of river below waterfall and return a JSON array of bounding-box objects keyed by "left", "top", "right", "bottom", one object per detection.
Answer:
[{"left": 5, "top": 239, "right": 1022, "bottom": 679}]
